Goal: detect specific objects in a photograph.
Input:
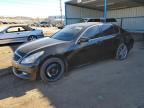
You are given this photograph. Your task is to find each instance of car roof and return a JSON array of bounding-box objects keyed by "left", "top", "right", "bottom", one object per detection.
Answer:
[
  {"left": 0, "top": 24, "right": 28, "bottom": 28},
  {"left": 0, "top": 24, "right": 30, "bottom": 32},
  {"left": 82, "top": 18, "right": 117, "bottom": 22},
  {"left": 66, "top": 22, "right": 113, "bottom": 28},
  {"left": 8, "top": 24, "right": 28, "bottom": 27}
]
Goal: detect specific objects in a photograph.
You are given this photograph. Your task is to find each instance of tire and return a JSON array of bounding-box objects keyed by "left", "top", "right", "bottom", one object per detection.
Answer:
[
  {"left": 40, "top": 57, "right": 65, "bottom": 82},
  {"left": 27, "top": 35, "right": 37, "bottom": 41},
  {"left": 115, "top": 43, "right": 128, "bottom": 60}
]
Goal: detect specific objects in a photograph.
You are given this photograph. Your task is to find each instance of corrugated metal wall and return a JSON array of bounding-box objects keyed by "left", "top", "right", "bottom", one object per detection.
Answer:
[
  {"left": 108, "top": 6, "right": 144, "bottom": 17},
  {"left": 108, "top": 6, "right": 144, "bottom": 32},
  {"left": 65, "top": 4, "right": 144, "bottom": 32},
  {"left": 65, "top": 4, "right": 103, "bottom": 25}
]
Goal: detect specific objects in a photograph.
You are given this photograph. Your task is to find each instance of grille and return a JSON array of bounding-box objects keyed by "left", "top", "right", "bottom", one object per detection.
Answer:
[{"left": 13, "top": 53, "right": 22, "bottom": 62}]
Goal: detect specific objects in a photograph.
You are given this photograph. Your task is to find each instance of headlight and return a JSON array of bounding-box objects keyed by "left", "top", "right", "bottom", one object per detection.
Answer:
[{"left": 21, "top": 51, "right": 44, "bottom": 64}]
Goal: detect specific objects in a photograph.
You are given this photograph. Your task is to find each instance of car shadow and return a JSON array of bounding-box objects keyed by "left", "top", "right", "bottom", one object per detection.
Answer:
[{"left": 65, "top": 55, "right": 114, "bottom": 77}]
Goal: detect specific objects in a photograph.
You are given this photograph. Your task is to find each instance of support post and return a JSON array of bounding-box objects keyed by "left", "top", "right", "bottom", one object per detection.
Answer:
[{"left": 104, "top": 0, "right": 107, "bottom": 22}]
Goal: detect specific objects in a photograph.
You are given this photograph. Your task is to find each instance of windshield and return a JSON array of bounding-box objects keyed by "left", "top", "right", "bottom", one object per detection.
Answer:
[
  {"left": 51, "top": 26, "right": 85, "bottom": 41},
  {"left": 0, "top": 26, "right": 7, "bottom": 32}
]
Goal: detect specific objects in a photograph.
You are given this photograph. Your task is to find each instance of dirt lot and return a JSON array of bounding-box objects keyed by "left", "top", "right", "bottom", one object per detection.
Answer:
[{"left": 0, "top": 34, "right": 144, "bottom": 107}]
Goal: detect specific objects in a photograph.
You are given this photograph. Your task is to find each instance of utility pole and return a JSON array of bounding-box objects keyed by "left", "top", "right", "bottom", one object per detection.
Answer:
[{"left": 60, "top": 0, "right": 63, "bottom": 24}]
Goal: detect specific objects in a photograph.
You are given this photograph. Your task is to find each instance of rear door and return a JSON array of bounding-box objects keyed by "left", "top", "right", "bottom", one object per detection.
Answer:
[
  {"left": 99, "top": 24, "right": 119, "bottom": 56},
  {"left": 18, "top": 26, "right": 32, "bottom": 40}
]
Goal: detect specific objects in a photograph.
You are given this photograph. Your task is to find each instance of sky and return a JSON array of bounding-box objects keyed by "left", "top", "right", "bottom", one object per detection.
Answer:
[{"left": 0, "top": 0, "right": 69, "bottom": 18}]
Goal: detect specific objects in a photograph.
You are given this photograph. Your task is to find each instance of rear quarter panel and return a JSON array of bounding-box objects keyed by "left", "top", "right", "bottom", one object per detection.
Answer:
[{"left": 28, "top": 30, "right": 43, "bottom": 36}]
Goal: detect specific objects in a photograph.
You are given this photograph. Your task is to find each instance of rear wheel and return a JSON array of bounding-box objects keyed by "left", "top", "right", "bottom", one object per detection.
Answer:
[
  {"left": 115, "top": 43, "right": 128, "bottom": 60},
  {"left": 40, "top": 58, "right": 65, "bottom": 82},
  {"left": 28, "top": 35, "right": 37, "bottom": 41}
]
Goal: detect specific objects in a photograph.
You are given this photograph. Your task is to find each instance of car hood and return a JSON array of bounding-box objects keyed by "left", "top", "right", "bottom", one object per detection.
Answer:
[{"left": 16, "top": 37, "right": 67, "bottom": 55}]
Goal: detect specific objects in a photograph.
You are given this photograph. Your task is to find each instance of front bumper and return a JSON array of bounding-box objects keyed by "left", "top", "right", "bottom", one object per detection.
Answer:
[{"left": 12, "top": 61, "right": 38, "bottom": 80}]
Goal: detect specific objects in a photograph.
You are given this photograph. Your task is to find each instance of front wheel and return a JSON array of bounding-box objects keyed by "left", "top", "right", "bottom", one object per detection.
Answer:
[
  {"left": 40, "top": 58, "right": 65, "bottom": 82},
  {"left": 115, "top": 43, "right": 128, "bottom": 60},
  {"left": 27, "top": 35, "right": 37, "bottom": 41}
]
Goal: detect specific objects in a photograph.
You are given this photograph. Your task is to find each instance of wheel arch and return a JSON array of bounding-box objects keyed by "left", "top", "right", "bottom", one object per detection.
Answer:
[
  {"left": 125, "top": 38, "right": 134, "bottom": 50},
  {"left": 28, "top": 35, "right": 37, "bottom": 38},
  {"left": 36, "top": 54, "right": 68, "bottom": 79}
]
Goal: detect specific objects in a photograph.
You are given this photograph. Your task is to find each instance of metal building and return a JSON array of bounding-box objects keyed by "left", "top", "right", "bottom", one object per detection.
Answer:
[{"left": 65, "top": 0, "right": 144, "bottom": 32}]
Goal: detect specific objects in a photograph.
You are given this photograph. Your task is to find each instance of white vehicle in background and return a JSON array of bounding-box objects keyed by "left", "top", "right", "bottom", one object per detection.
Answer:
[
  {"left": 0, "top": 25, "right": 44, "bottom": 44},
  {"left": 39, "top": 22, "right": 50, "bottom": 27}
]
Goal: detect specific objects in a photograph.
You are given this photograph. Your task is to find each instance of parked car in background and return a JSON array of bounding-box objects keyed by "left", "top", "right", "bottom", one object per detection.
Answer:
[
  {"left": 39, "top": 21, "right": 50, "bottom": 27},
  {"left": 81, "top": 18, "right": 117, "bottom": 23},
  {"left": 2, "top": 22, "right": 8, "bottom": 24},
  {"left": 56, "top": 23, "right": 64, "bottom": 29},
  {"left": 81, "top": 18, "right": 120, "bottom": 26},
  {"left": 0, "top": 25, "right": 44, "bottom": 44},
  {"left": 30, "top": 23, "right": 40, "bottom": 27},
  {"left": 12, "top": 22, "right": 134, "bottom": 82}
]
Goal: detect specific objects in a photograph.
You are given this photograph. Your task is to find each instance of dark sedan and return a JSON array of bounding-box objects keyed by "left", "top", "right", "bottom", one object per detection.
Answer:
[{"left": 12, "top": 22, "right": 134, "bottom": 82}]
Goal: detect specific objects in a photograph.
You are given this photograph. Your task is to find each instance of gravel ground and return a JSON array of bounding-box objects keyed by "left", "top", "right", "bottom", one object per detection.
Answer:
[{"left": 0, "top": 41, "right": 144, "bottom": 108}]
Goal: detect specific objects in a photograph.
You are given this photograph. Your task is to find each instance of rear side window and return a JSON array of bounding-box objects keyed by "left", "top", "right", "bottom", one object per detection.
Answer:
[
  {"left": 100, "top": 25, "right": 115, "bottom": 36},
  {"left": 82, "top": 26, "right": 101, "bottom": 39},
  {"left": 23, "top": 26, "right": 33, "bottom": 31}
]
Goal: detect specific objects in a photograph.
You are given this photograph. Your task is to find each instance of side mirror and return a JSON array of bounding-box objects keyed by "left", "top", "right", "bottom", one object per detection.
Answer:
[{"left": 77, "top": 37, "right": 89, "bottom": 44}]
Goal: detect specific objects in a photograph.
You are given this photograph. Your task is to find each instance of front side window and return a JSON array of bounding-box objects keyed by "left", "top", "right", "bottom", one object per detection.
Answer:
[
  {"left": 7, "top": 27, "right": 25, "bottom": 33},
  {"left": 82, "top": 26, "right": 101, "bottom": 39},
  {"left": 0, "top": 26, "right": 7, "bottom": 32}
]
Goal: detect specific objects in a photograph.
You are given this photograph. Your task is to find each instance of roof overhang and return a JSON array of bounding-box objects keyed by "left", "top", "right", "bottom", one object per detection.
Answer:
[{"left": 66, "top": 0, "right": 144, "bottom": 10}]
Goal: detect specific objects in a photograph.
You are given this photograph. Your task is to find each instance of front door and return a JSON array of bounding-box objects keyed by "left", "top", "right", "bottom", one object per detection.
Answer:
[
  {"left": 80, "top": 25, "right": 105, "bottom": 61},
  {"left": 70, "top": 25, "right": 104, "bottom": 64}
]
